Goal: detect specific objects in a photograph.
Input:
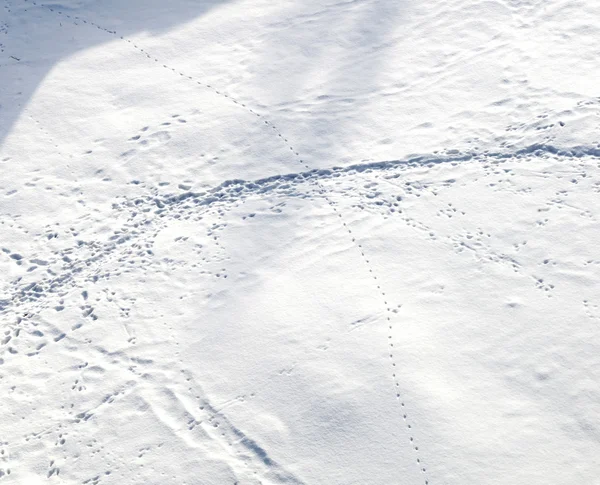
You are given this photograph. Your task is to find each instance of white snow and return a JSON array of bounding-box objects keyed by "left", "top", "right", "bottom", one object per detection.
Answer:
[{"left": 1, "top": 0, "right": 600, "bottom": 483}]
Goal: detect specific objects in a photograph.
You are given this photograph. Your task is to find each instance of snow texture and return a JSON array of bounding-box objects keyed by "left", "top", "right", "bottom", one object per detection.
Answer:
[{"left": 1, "top": 0, "right": 600, "bottom": 484}]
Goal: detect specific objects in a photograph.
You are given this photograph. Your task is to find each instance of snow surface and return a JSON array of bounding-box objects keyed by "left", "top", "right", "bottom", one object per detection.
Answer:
[{"left": 1, "top": 0, "right": 600, "bottom": 483}]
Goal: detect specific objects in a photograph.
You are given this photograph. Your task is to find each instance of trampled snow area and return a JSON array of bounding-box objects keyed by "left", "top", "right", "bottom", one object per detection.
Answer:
[{"left": 1, "top": 0, "right": 600, "bottom": 483}]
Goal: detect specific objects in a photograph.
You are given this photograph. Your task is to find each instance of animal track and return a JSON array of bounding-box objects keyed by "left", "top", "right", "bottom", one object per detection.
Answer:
[
  {"left": 2, "top": 3, "right": 600, "bottom": 484},
  {"left": 0, "top": 442, "right": 10, "bottom": 479}
]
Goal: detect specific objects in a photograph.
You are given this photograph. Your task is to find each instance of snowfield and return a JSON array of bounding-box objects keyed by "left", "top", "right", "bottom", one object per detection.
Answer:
[{"left": 1, "top": 0, "right": 600, "bottom": 484}]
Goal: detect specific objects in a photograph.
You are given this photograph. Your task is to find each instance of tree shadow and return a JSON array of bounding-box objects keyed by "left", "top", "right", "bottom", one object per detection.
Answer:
[
  {"left": 1, "top": 0, "right": 411, "bottom": 179},
  {"left": 244, "top": 0, "right": 410, "bottom": 166},
  {"left": 0, "top": 0, "right": 232, "bottom": 146}
]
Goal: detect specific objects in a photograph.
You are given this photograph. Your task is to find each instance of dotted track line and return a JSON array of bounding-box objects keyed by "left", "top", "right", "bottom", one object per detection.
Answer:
[{"left": 17, "top": 1, "right": 429, "bottom": 481}]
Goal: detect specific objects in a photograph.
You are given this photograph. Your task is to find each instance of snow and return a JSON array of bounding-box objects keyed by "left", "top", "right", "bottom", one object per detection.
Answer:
[{"left": 1, "top": 0, "right": 600, "bottom": 483}]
